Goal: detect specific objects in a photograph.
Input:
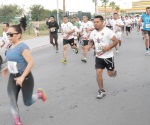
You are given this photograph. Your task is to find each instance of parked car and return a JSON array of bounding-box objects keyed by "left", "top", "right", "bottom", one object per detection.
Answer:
[{"left": 0, "top": 37, "right": 6, "bottom": 70}]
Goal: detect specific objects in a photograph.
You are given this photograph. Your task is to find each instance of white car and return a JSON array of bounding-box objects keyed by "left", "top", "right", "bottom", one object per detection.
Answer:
[{"left": 0, "top": 37, "right": 6, "bottom": 69}]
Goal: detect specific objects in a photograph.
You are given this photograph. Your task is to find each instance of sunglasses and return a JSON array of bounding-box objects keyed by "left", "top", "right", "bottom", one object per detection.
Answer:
[{"left": 7, "top": 32, "right": 19, "bottom": 37}]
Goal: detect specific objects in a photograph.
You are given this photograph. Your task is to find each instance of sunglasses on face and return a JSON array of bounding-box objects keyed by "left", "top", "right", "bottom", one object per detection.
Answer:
[{"left": 6, "top": 32, "right": 19, "bottom": 37}]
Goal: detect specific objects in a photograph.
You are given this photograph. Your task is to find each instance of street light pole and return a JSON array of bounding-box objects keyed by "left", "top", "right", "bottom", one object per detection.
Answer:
[{"left": 57, "top": 0, "right": 59, "bottom": 26}]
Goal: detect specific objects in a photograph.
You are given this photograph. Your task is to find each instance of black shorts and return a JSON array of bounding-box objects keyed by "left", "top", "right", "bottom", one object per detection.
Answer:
[
  {"left": 63, "top": 38, "right": 74, "bottom": 46},
  {"left": 106, "top": 26, "right": 112, "bottom": 29},
  {"left": 95, "top": 57, "right": 115, "bottom": 71},
  {"left": 83, "top": 40, "right": 89, "bottom": 46},
  {"left": 126, "top": 27, "right": 131, "bottom": 32},
  {"left": 143, "top": 30, "right": 150, "bottom": 36}
]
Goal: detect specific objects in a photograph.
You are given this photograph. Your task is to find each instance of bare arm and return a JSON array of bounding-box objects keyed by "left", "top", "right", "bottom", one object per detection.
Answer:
[
  {"left": 21, "top": 49, "right": 34, "bottom": 78},
  {"left": 102, "top": 35, "right": 119, "bottom": 52}
]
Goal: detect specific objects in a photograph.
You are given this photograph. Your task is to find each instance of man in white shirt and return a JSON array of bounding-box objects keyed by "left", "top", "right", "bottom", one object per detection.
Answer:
[
  {"left": 61, "top": 16, "right": 78, "bottom": 64},
  {"left": 112, "top": 13, "right": 124, "bottom": 54},
  {"left": 0, "top": 23, "right": 10, "bottom": 52},
  {"left": 124, "top": 16, "right": 132, "bottom": 38},
  {"left": 88, "top": 15, "right": 118, "bottom": 99},
  {"left": 80, "top": 15, "right": 94, "bottom": 63}
]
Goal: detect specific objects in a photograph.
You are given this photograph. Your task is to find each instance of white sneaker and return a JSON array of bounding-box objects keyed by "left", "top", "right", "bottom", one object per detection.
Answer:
[
  {"left": 146, "top": 50, "right": 149, "bottom": 54},
  {"left": 97, "top": 90, "right": 106, "bottom": 99},
  {"left": 116, "top": 50, "right": 119, "bottom": 54}
]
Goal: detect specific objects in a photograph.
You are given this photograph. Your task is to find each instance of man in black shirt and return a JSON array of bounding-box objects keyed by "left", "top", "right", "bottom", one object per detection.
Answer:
[{"left": 48, "top": 16, "right": 59, "bottom": 52}]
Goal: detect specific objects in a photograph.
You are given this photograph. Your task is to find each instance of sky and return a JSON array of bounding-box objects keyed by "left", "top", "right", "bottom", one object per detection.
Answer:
[{"left": 1, "top": 0, "right": 138, "bottom": 13}]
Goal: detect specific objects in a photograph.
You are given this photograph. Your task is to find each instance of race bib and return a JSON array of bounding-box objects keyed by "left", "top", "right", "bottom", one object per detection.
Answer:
[
  {"left": 146, "top": 24, "right": 150, "bottom": 28},
  {"left": 50, "top": 28, "right": 55, "bottom": 32},
  {"left": 7, "top": 61, "right": 18, "bottom": 74}
]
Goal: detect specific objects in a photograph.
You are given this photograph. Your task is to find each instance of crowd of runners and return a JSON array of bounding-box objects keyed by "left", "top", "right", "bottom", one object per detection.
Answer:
[{"left": 0, "top": 6, "right": 150, "bottom": 125}]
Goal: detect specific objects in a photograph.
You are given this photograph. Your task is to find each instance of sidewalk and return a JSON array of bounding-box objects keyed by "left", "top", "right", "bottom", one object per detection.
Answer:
[{"left": 23, "top": 33, "right": 63, "bottom": 50}]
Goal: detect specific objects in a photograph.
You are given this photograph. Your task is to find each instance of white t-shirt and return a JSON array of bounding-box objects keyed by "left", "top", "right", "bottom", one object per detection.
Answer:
[
  {"left": 90, "top": 27, "right": 115, "bottom": 59},
  {"left": 112, "top": 19, "right": 124, "bottom": 33},
  {"left": 135, "top": 17, "right": 141, "bottom": 25},
  {"left": 73, "top": 26, "right": 80, "bottom": 39},
  {"left": 80, "top": 21, "right": 94, "bottom": 40},
  {"left": 61, "top": 22, "right": 75, "bottom": 39},
  {"left": 2, "top": 31, "right": 10, "bottom": 49},
  {"left": 125, "top": 19, "right": 132, "bottom": 27}
]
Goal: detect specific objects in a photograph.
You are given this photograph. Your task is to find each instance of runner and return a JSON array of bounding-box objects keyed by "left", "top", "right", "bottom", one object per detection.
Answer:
[
  {"left": 88, "top": 15, "right": 118, "bottom": 99},
  {"left": 80, "top": 15, "right": 94, "bottom": 63},
  {"left": 124, "top": 16, "right": 132, "bottom": 38},
  {"left": 135, "top": 15, "right": 141, "bottom": 32},
  {"left": 0, "top": 23, "right": 11, "bottom": 54},
  {"left": 34, "top": 19, "right": 40, "bottom": 36},
  {"left": 61, "top": 16, "right": 78, "bottom": 64},
  {"left": 48, "top": 15, "right": 59, "bottom": 53},
  {"left": 112, "top": 13, "right": 124, "bottom": 54},
  {"left": 140, "top": 7, "right": 150, "bottom": 54},
  {"left": 1, "top": 25, "right": 47, "bottom": 125}
]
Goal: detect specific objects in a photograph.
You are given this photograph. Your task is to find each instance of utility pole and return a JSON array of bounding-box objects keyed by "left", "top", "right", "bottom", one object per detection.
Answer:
[
  {"left": 63, "top": 0, "right": 66, "bottom": 15},
  {"left": 57, "top": 0, "right": 59, "bottom": 26}
]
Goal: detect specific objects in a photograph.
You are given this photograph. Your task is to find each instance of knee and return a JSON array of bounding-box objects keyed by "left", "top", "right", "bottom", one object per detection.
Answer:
[
  {"left": 97, "top": 70, "right": 102, "bottom": 77},
  {"left": 24, "top": 100, "right": 32, "bottom": 106}
]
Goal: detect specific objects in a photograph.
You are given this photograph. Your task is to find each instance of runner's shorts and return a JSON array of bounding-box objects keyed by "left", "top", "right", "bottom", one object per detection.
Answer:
[
  {"left": 126, "top": 26, "right": 131, "bottom": 32},
  {"left": 63, "top": 38, "right": 74, "bottom": 46},
  {"left": 115, "top": 32, "right": 122, "bottom": 40},
  {"left": 143, "top": 30, "right": 150, "bottom": 36},
  {"left": 95, "top": 57, "right": 115, "bottom": 71}
]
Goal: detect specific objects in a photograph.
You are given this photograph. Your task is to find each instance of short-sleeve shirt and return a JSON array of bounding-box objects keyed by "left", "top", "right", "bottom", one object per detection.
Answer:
[
  {"left": 80, "top": 21, "right": 94, "bottom": 40},
  {"left": 125, "top": 19, "right": 132, "bottom": 27},
  {"left": 61, "top": 22, "right": 75, "bottom": 39},
  {"left": 141, "top": 14, "right": 150, "bottom": 31},
  {"left": 2, "top": 31, "right": 10, "bottom": 49},
  {"left": 112, "top": 19, "right": 124, "bottom": 33},
  {"left": 90, "top": 27, "right": 115, "bottom": 59},
  {"left": 6, "top": 42, "right": 29, "bottom": 74}
]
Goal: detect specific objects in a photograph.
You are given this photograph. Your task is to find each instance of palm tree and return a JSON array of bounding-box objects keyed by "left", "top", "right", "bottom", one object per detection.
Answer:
[
  {"left": 101, "top": 0, "right": 109, "bottom": 21},
  {"left": 63, "top": 0, "right": 66, "bottom": 14},
  {"left": 109, "top": 1, "right": 116, "bottom": 14},
  {"left": 92, "top": 0, "right": 98, "bottom": 15},
  {"left": 115, "top": 5, "right": 120, "bottom": 13}
]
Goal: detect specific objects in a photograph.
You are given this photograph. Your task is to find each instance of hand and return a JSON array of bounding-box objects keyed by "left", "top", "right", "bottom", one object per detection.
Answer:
[
  {"left": 1, "top": 68, "right": 9, "bottom": 77},
  {"left": 102, "top": 46, "right": 110, "bottom": 52},
  {"left": 14, "top": 76, "right": 25, "bottom": 87}
]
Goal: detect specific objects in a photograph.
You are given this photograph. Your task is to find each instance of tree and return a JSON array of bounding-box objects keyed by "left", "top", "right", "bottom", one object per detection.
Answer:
[
  {"left": 101, "top": 0, "right": 109, "bottom": 21},
  {"left": 115, "top": 5, "right": 120, "bottom": 13},
  {"left": 92, "top": 0, "right": 98, "bottom": 15},
  {"left": 109, "top": 1, "right": 116, "bottom": 14},
  {"left": 29, "top": 5, "right": 45, "bottom": 21},
  {"left": 0, "top": 4, "right": 23, "bottom": 22}
]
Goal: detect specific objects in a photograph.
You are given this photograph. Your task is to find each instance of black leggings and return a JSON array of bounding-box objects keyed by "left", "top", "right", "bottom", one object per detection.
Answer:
[{"left": 7, "top": 72, "right": 38, "bottom": 120}]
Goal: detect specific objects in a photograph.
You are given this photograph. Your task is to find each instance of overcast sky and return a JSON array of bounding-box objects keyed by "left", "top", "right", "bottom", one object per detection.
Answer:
[{"left": 1, "top": 0, "right": 137, "bottom": 13}]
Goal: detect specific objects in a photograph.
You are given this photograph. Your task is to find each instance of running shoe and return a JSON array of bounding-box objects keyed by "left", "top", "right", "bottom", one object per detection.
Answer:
[
  {"left": 119, "top": 42, "right": 121, "bottom": 47},
  {"left": 116, "top": 50, "right": 119, "bottom": 54},
  {"left": 61, "top": 59, "right": 67, "bottom": 64},
  {"left": 15, "top": 121, "right": 23, "bottom": 125},
  {"left": 81, "top": 58, "right": 87, "bottom": 63},
  {"left": 75, "top": 48, "right": 78, "bottom": 54},
  {"left": 146, "top": 50, "right": 149, "bottom": 55},
  {"left": 113, "top": 70, "right": 117, "bottom": 77},
  {"left": 56, "top": 49, "right": 59, "bottom": 53},
  {"left": 97, "top": 90, "right": 106, "bottom": 99},
  {"left": 37, "top": 88, "right": 47, "bottom": 102}
]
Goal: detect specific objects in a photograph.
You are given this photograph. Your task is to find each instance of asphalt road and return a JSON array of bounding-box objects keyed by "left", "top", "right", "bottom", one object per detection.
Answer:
[{"left": 0, "top": 29, "right": 150, "bottom": 125}]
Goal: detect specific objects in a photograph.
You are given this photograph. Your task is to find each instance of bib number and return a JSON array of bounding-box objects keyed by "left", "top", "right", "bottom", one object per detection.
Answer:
[
  {"left": 7, "top": 61, "right": 18, "bottom": 74},
  {"left": 50, "top": 28, "right": 55, "bottom": 32},
  {"left": 146, "top": 24, "right": 150, "bottom": 28}
]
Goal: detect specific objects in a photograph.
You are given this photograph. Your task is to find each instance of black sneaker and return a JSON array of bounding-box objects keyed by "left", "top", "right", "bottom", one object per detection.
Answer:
[
  {"left": 113, "top": 71, "right": 117, "bottom": 77},
  {"left": 97, "top": 90, "right": 106, "bottom": 99},
  {"left": 81, "top": 58, "right": 87, "bottom": 63}
]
